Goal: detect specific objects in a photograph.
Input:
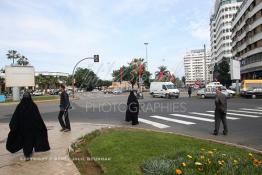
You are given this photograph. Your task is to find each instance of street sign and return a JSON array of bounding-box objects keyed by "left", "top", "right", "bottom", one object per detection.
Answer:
[
  {"left": 94, "top": 55, "right": 99, "bottom": 62},
  {"left": 230, "top": 59, "right": 240, "bottom": 80}
]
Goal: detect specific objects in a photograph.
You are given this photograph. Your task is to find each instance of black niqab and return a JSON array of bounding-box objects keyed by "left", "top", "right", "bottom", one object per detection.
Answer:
[
  {"left": 6, "top": 92, "right": 50, "bottom": 155},
  {"left": 125, "top": 91, "right": 139, "bottom": 125}
]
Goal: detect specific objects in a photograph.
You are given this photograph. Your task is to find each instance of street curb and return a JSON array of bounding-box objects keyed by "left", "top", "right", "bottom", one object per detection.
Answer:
[{"left": 110, "top": 126, "right": 262, "bottom": 154}]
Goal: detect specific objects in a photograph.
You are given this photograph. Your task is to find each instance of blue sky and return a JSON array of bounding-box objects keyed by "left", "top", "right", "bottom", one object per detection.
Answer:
[{"left": 0, "top": 0, "right": 214, "bottom": 80}]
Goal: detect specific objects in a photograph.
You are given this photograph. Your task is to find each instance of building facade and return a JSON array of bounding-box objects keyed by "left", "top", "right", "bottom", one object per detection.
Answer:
[
  {"left": 184, "top": 49, "right": 211, "bottom": 86},
  {"left": 232, "top": 0, "right": 262, "bottom": 79},
  {"left": 210, "top": 0, "right": 243, "bottom": 80}
]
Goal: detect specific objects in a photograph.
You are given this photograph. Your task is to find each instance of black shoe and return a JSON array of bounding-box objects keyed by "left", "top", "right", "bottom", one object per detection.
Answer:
[
  {"left": 60, "top": 128, "right": 65, "bottom": 132},
  {"left": 132, "top": 122, "right": 139, "bottom": 126},
  {"left": 213, "top": 132, "right": 218, "bottom": 136},
  {"left": 223, "top": 131, "right": 228, "bottom": 136},
  {"left": 24, "top": 154, "right": 31, "bottom": 161}
]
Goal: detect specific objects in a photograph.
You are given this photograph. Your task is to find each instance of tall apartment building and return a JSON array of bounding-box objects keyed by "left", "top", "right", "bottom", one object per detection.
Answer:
[
  {"left": 184, "top": 49, "right": 211, "bottom": 86},
  {"left": 232, "top": 0, "right": 262, "bottom": 79},
  {"left": 210, "top": 0, "right": 243, "bottom": 80}
]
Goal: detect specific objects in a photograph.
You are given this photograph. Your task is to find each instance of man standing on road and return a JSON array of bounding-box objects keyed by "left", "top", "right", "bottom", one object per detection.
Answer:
[
  {"left": 58, "top": 85, "right": 71, "bottom": 132},
  {"left": 188, "top": 86, "right": 192, "bottom": 98},
  {"left": 214, "top": 87, "right": 228, "bottom": 136}
]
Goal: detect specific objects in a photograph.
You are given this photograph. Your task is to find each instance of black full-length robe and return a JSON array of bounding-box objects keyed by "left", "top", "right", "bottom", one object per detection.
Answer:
[
  {"left": 6, "top": 96, "right": 50, "bottom": 156},
  {"left": 125, "top": 91, "right": 139, "bottom": 125}
]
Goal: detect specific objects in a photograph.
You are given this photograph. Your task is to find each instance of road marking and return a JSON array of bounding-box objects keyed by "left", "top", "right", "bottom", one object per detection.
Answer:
[
  {"left": 139, "top": 118, "right": 170, "bottom": 129},
  {"left": 228, "top": 110, "right": 262, "bottom": 115},
  {"left": 149, "top": 115, "right": 195, "bottom": 125},
  {"left": 189, "top": 112, "right": 239, "bottom": 120},
  {"left": 240, "top": 108, "right": 262, "bottom": 112},
  {"left": 170, "top": 114, "right": 214, "bottom": 122},
  {"left": 206, "top": 111, "right": 260, "bottom": 118}
]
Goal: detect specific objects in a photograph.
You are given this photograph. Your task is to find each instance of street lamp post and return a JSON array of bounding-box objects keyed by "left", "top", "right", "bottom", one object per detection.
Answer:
[
  {"left": 144, "top": 43, "right": 149, "bottom": 70},
  {"left": 71, "top": 56, "right": 99, "bottom": 99},
  {"left": 204, "top": 44, "right": 207, "bottom": 85}
]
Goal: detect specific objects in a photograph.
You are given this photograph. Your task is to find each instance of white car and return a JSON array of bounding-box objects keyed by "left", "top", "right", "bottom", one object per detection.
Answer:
[
  {"left": 197, "top": 88, "right": 230, "bottom": 99},
  {"left": 32, "top": 90, "right": 44, "bottom": 96},
  {"left": 150, "top": 82, "right": 180, "bottom": 98},
  {"left": 112, "top": 88, "right": 122, "bottom": 94},
  {"left": 221, "top": 86, "right": 236, "bottom": 97}
]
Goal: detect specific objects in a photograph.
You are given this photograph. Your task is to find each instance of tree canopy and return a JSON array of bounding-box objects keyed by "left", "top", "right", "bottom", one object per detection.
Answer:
[
  {"left": 6, "top": 50, "right": 30, "bottom": 66},
  {"left": 112, "top": 58, "right": 151, "bottom": 88}
]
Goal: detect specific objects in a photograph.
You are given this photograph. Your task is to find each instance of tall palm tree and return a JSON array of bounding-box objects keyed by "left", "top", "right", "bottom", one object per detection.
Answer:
[{"left": 6, "top": 50, "right": 20, "bottom": 64}]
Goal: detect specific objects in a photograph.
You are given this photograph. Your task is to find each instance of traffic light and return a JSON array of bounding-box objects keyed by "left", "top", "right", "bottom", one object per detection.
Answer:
[{"left": 94, "top": 55, "right": 99, "bottom": 62}]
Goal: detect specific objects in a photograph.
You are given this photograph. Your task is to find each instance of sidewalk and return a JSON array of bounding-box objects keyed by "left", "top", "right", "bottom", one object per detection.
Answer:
[{"left": 0, "top": 122, "right": 110, "bottom": 175}]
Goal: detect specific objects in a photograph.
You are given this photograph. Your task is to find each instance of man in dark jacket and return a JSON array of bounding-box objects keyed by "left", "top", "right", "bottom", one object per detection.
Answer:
[
  {"left": 58, "top": 85, "right": 71, "bottom": 132},
  {"left": 188, "top": 86, "right": 192, "bottom": 98},
  {"left": 214, "top": 87, "right": 228, "bottom": 136}
]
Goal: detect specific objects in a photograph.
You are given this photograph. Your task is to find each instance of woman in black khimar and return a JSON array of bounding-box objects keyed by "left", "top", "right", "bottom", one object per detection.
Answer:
[
  {"left": 6, "top": 92, "right": 50, "bottom": 161},
  {"left": 125, "top": 91, "right": 139, "bottom": 125}
]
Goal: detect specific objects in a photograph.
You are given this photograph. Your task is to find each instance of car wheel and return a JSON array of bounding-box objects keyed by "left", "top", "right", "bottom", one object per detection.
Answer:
[
  {"left": 152, "top": 93, "right": 155, "bottom": 98},
  {"left": 252, "top": 94, "right": 256, "bottom": 99},
  {"left": 201, "top": 94, "right": 205, "bottom": 99}
]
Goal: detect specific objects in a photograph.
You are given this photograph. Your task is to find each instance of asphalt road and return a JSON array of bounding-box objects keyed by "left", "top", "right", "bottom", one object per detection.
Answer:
[{"left": 1, "top": 92, "right": 262, "bottom": 151}]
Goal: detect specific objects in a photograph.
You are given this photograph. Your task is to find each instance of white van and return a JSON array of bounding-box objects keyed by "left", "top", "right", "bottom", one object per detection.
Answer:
[
  {"left": 206, "top": 82, "right": 222, "bottom": 88},
  {"left": 150, "top": 82, "right": 180, "bottom": 98}
]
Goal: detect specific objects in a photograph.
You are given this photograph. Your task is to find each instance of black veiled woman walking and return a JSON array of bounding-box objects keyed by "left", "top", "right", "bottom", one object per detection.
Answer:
[
  {"left": 125, "top": 91, "right": 139, "bottom": 125},
  {"left": 6, "top": 92, "right": 50, "bottom": 160}
]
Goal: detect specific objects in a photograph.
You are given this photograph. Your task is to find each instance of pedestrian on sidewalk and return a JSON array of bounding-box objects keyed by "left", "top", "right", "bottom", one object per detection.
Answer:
[
  {"left": 213, "top": 87, "right": 228, "bottom": 136},
  {"left": 188, "top": 86, "right": 192, "bottom": 98},
  {"left": 125, "top": 91, "right": 139, "bottom": 125},
  {"left": 6, "top": 92, "right": 50, "bottom": 161},
  {"left": 58, "top": 85, "right": 71, "bottom": 132}
]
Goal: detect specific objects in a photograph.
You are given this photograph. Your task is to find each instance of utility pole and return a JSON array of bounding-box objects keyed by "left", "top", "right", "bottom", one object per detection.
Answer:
[
  {"left": 144, "top": 43, "right": 149, "bottom": 70},
  {"left": 204, "top": 44, "right": 207, "bottom": 85}
]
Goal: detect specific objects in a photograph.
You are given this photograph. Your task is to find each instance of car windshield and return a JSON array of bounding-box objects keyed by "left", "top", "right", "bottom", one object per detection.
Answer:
[{"left": 166, "top": 85, "right": 176, "bottom": 89}]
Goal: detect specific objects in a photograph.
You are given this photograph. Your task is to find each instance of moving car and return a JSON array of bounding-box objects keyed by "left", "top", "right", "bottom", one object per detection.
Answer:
[
  {"left": 150, "top": 82, "right": 180, "bottom": 98},
  {"left": 197, "top": 87, "right": 230, "bottom": 99},
  {"left": 240, "top": 79, "right": 262, "bottom": 99}
]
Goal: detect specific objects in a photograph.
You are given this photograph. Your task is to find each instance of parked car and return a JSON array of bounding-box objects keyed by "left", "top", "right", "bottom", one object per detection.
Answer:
[
  {"left": 112, "top": 88, "right": 122, "bottom": 94},
  {"left": 150, "top": 82, "right": 180, "bottom": 98},
  {"left": 197, "top": 87, "right": 230, "bottom": 99},
  {"left": 50, "top": 89, "right": 60, "bottom": 95},
  {"left": 32, "top": 90, "right": 44, "bottom": 96},
  {"left": 221, "top": 86, "right": 236, "bottom": 97},
  {"left": 91, "top": 89, "right": 100, "bottom": 93}
]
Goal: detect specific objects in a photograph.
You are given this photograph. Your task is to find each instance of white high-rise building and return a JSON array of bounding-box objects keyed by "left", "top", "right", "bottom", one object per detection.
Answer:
[
  {"left": 210, "top": 0, "right": 243, "bottom": 80},
  {"left": 184, "top": 49, "right": 211, "bottom": 86},
  {"left": 232, "top": 0, "right": 262, "bottom": 80}
]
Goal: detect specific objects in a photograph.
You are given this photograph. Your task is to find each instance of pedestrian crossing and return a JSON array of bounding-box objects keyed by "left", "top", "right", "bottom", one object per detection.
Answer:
[{"left": 139, "top": 107, "right": 262, "bottom": 129}]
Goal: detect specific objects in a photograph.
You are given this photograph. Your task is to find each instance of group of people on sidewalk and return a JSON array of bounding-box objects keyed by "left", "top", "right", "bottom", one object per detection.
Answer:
[{"left": 5, "top": 85, "right": 227, "bottom": 161}]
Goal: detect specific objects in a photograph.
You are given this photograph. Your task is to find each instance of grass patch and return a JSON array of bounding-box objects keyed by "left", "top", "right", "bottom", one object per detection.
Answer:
[{"left": 70, "top": 128, "right": 262, "bottom": 175}]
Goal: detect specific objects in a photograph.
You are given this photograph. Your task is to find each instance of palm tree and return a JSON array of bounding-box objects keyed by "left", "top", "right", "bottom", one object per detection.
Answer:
[
  {"left": 17, "top": 55, "right": 29, "bottom": 66},
  {"left": 6, "top": 50, "right": 20, "bottom": 64}
]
